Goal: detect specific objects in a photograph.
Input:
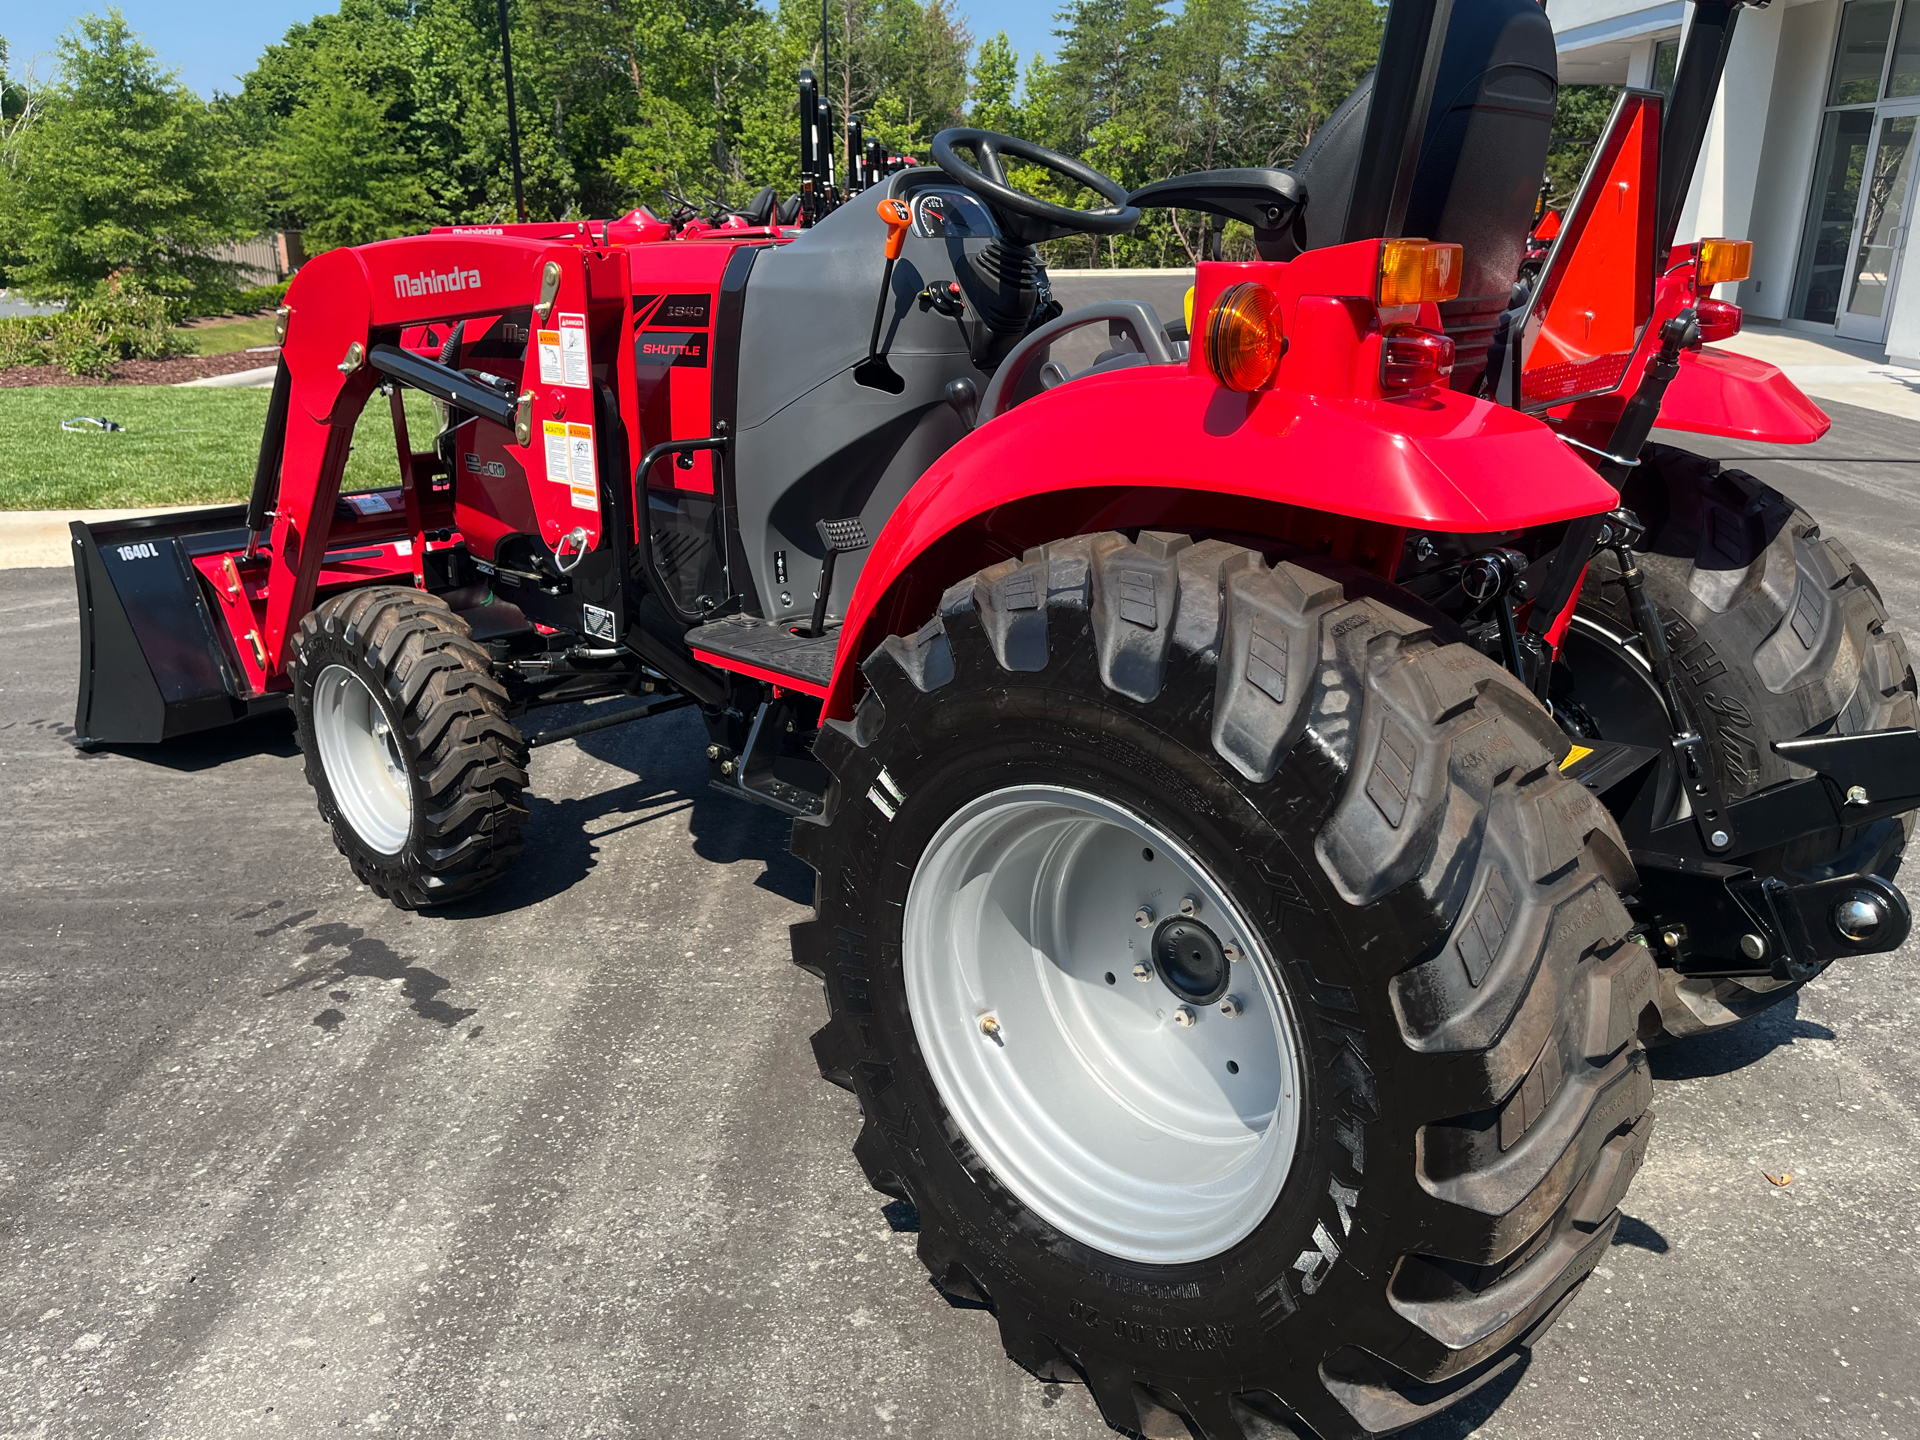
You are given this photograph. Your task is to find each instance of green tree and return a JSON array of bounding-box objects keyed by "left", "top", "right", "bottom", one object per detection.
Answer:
[
  {"left": 968, "top": 31, "right": 1022, "bottom": 135},
  {"left": 0, "top": 36, "right": 46, "bottom": 285},
  {"left": 1546, "top": 84, "right": 1621, "bottom": 204},
  {"left": 278, "top": 77, "right": 432, "bottom": 250},
  {"left": 7, "top": 10, "right": 242, "bottom": 304}
]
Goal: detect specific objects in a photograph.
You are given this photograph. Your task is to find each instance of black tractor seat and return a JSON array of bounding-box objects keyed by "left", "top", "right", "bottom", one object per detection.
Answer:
[{"left": 1124, "top": 0, "right": 1557, "bottom": 393}]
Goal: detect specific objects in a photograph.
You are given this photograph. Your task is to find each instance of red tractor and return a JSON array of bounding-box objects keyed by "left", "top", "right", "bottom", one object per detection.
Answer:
[{"left": 68, "top": 0, "right": 1919, "bottom": 1433}]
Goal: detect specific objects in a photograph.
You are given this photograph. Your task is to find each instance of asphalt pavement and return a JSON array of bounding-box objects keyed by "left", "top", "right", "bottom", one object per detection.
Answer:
[{"left": 3, "top": 398, "right": 1920, "bottom": 1440}]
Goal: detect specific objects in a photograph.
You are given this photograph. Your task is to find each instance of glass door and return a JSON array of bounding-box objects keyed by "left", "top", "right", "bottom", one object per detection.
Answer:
[
  {"left": 1837, "top": 103, "right": 1919, "bottom": 339},
  {"left": 1790, "top": 0, "right": 1920, "bottom": 336}
]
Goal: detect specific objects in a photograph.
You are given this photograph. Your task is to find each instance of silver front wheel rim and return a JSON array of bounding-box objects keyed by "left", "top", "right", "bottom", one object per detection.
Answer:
[
  {"left": 904, "top": 785, "right": 1304, "bottom": 1265},
  {"left": 312, "top": 663, "right": 413, "bottom": 855}
]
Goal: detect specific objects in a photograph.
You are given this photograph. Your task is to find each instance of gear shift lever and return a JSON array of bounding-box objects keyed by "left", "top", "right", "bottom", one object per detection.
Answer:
[{"left": 854, "top": 198, "right": 913, "bottom": 392}]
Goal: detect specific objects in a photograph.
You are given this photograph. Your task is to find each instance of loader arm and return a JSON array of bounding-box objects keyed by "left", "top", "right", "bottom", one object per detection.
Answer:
[{"left": 260, "top": 234, "right": 605, "bottom": 676}]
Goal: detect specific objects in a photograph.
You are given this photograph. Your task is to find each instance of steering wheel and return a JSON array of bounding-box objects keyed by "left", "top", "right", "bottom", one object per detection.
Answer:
[{"left": 930, "top": 129, "right": 1140, "bottom": 245}]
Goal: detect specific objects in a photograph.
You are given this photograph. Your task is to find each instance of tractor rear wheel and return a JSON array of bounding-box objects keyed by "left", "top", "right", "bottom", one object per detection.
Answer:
[
  {"left": 290, "top": 586, "right": 528, "bottom": 909},
  {"left": 1568, "top": 446, "right": 1918, "bottom": 1039},
  {"left": 793, "top": 534, "right": 1655, "bottom": 1439}
]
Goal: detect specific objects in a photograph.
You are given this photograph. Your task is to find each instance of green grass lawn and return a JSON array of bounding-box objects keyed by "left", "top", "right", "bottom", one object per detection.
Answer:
[
  {"left": 0, "top": 385, "right": 440, "bottom": 510},
  {"left": 177, "top": 315, "right": 280, "bottom": 356}
]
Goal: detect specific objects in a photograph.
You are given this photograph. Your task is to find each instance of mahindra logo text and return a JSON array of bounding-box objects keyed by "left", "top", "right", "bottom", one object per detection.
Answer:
[{"left": 393, "top": 267, "right": 483, "bottom": 299}]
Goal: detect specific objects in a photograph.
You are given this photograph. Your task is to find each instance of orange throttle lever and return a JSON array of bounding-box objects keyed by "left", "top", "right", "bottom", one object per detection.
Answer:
[
  {"left": 878, "top": 197, "right": 912, "bottom": 258},
  {"left": 864, "top": 198, "right": 916, "bottom": 375}
]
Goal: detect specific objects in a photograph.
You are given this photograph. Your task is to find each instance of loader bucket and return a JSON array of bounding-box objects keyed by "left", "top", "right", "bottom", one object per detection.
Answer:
[{"left": 70, "top": 505, "right": 286, "bottom": 747}]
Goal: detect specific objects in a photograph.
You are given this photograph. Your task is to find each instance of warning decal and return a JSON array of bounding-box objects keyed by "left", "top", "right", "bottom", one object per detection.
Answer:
[
  {"left": 567, "top": 422, "right": 597, "bottom": 510},
  {"left": 537, "top": 329, "right": 563, "bottom": 383},
  {"left": 542, "top": 419, "right": 570, "bottom": 486},
  {"left": 541, "top": 419, "right": 599, "bottom": 514},
  {"left": 559, "top": 313, "right": 589, "bottom": 388}
]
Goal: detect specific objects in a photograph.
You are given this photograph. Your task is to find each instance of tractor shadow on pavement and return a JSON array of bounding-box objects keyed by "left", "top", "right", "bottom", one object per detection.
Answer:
[
  {"left": 1646, "top": 993, "right": 1836, "bottom": 1082},
  {"left": 71, "top": 711, "right": 300, "bottom": 770},
  {"left": 437, "top": 710, "right": 811, "bottom": 916}
]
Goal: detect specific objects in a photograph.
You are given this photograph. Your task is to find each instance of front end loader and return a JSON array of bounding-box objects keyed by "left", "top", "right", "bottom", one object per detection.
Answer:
[{"left": 67, "top": 0, "right": 1919, "bottom": 1433}]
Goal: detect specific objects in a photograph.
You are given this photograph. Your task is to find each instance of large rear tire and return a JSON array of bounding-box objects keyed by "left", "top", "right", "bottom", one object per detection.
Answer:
[
  {"left": 793, "top": 534, "right": 1656, "bottom": 1439},
  {"left": 1570, "top": 446, "right": 1918, "bottom": 1039},
  {"left": 291, "top": 586, "right": 528, "bottom": 909}
]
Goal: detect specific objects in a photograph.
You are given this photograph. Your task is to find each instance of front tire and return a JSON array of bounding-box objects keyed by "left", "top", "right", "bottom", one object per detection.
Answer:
[
  {"left": 291, "top": 586, "right": 528, "bottom": 909},
  {"left": 793, "top": 534, "right": 1656, "bottom": 1439}
]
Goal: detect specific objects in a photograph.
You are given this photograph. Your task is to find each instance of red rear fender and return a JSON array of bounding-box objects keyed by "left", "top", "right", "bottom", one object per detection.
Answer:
[
  {"left": 1658, "top": 346, "right": 1831, "bottom": 444},
  {"left": 822, "top": 362, "right": 1618, "bottom": 718}
]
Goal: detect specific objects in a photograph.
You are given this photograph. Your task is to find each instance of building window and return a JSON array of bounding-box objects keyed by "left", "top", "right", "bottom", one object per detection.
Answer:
[
  {"left": 1891, "top": 1, "right": 1920, "bottom": 95},
  {"left": 1791, "top": 0, "right": 1920, "bottom": 334},
  {"left": 1828, "top": 0, "right": 1897, "bottom": 104},
  {"left": 1652, "top": 39, "right": 1680, "bottom": 95}
]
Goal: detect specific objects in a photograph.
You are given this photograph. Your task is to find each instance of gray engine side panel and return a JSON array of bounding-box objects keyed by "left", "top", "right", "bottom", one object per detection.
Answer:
[{"left": 732, "top": 174, "right": 994, "bottom": 627}]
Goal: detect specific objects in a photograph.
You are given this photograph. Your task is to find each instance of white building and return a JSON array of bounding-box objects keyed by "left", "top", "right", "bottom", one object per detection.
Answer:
[{"left": 1551, "top": 0, "right": 1920, "bottom": 367}]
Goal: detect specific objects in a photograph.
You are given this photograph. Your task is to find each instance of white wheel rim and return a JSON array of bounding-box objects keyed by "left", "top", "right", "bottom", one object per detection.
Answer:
[
  {"left": 903, "top": 785, "right": 1304, "bottom": 1264},
  {"left": 312, "top": 663, "right": 413, "bottom": 855}
]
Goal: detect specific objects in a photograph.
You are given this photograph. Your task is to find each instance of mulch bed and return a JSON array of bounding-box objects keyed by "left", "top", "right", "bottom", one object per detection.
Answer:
[{"left": 0, "top": 350, "right": 275, "bottom": 389}]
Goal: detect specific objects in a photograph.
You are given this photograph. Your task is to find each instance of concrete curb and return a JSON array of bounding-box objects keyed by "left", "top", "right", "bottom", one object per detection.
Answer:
[
  {"left": 176, "top": 365, "right": 278, "bottom": 388},
  {"left": 0, "top": 505, "right": 214, "bottom": 569}
]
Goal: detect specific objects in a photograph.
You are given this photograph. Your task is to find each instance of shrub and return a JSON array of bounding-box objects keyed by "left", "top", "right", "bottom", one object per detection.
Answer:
[{"left": 0, "top": 292, "right": 190, "bottom": 377}]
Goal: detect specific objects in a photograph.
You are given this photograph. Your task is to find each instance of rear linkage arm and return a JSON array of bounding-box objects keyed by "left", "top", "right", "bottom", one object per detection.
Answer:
[{"left": 1501, "top": 306, "right": 1920, "bottom": 978}]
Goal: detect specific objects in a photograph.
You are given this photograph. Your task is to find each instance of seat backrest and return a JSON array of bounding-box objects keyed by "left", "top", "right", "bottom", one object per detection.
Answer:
[{"left": 1290, "top": 0, "right": 1558, "bottom": 391}]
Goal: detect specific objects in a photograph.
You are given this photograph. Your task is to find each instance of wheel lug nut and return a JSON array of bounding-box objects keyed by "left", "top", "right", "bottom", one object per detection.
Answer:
[
  {"left": 1222, "top": 941, "right": 1243, "bottom": 964},
  {"left": 1179, "top": 895, "right": 1200, "bottom": 917},
  {"left": 1173, "top": 1005, "right": 1196, "bottom": 1028},
  {"left": 1131, "top": 961, "right": 1154, "bottom": 982},
  {"left": 978, "top": 1013, "right": 1001, "bottom": 1037},
  {"left": 1134, "top": 905, "right": 1155, "bottom": 928},
  {"left": 1218, "top": 995, "right": 1244, "bottom": 1018}
]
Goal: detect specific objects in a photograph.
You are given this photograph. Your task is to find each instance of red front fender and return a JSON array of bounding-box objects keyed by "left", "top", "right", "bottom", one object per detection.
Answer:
[
  {"left": 1657, "top": 346, "right": 1830, "bottom": 444},
  {"left": 822, "top": 364, "right": 1619, "bottom": 717}
]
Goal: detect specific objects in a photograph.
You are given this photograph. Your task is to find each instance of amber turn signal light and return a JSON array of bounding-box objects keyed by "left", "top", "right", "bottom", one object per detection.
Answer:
[
  {"left": 1204, "top": 282, "right": 1284, "bottom": 392},
  {"left": 1695, "top": 237, "right": 1752, "bottom": 287},
  {"left": 1378, "top": 239, "right": 1463, "bottom": 306}
]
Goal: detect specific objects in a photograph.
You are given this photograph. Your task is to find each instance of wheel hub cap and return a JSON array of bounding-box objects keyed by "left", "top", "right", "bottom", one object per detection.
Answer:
[
  {"left": 1153, "top": 917, "right": 1232, "bottom": 1005},
  {"left": 312, "top": 664, "right": 413, "bottom": 855},
  {"left": 903, "top": 785, "right": 1304, "bottom": 1264}
]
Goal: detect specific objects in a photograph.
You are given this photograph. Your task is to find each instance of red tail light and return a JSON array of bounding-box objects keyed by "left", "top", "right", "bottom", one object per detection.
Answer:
[
  {"left": 1380, "top": 323, "right": 1455, "bottom": 394},
  {"left": 1695, "top": 297, "right": 1742, "bottom": 344}
]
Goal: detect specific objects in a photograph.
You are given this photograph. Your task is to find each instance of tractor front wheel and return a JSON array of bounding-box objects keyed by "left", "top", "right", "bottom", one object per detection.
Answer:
[
  {"left": 794, "top": 534, "right": 1655, "bottom": 1439},
  {"left": 291, "top": 586, "right": 528, "bottom": 909}
]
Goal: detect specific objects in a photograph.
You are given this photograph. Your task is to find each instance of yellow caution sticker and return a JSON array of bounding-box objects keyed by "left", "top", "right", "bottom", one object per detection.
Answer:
[
  {"left": 1560, "top": 743, "right": 1594, "bottom": 771},
  {"left": 566, "top": 421, "right": 597, "bottom": 510}
]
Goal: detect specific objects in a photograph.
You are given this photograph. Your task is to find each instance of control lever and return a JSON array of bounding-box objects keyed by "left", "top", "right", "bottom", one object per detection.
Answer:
[
  {"left": 1461, "top": 547, "right": 1536, "bottom": 683},
  {"left": 1600, "top": 506, "right": 1737, "bottom": 855},
  {"left": 854, "top": 199, "right": 914, "bottom": 392},
  {"left": 808, "top": 516, "right": 872, "bottom": 637}
]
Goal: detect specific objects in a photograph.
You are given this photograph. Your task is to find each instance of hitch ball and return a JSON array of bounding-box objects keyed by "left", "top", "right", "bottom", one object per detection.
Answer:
[{"left": 1833, "top": 891, "right": 1888, "bottom": 943}]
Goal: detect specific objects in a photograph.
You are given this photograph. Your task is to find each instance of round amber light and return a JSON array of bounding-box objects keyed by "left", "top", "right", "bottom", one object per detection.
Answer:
[{"left": 1205, "top": 283, "right": 1282, "bottom": 392}]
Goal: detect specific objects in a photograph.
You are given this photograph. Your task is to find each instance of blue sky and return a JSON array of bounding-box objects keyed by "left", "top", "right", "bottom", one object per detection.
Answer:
[{"left": 2, "top": 0, "right": 1061, "bottom": 98}]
